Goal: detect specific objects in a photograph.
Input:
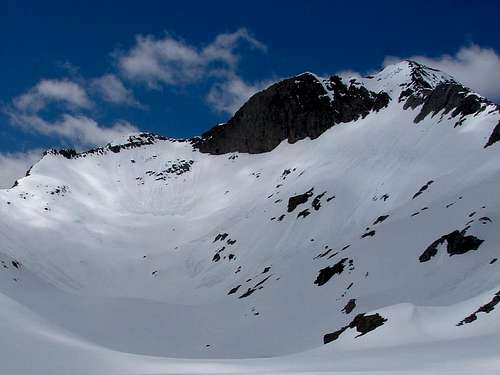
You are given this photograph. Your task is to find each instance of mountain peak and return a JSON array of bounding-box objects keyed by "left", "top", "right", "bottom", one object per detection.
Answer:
[
  {"left": 359, "top": 60, "right": 455, "bottom": 97},
  {"left": 194, "top": 60, "right": 498, "bottom": 155},
  {"left": 195, "top": 72, "right": 390, "bottom": 154}
]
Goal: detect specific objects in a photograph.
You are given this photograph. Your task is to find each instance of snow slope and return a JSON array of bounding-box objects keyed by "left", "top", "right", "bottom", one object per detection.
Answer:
[{"left": 1, "top": 60, "right": 499, "bottom": 374}]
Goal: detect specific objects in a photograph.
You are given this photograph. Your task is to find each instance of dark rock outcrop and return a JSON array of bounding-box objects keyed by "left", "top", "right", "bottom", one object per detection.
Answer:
[
  {"left": 419, "top": 228, "right": 484, "bottom": 262},
  {"left": 412, "top": 180, "right": 434, "bottom": 199},
  {"left": 373, "top": 215, "right": 389, "bottom": 225},
  {"left": 361, "top": 230, "right": 376, "bottom": 238},
  {"left": 45, "top": 133, "right": 173, "bottom": 160},
  {"left": 485, "top": 120, "right": 500, "bottom": 148},
  {"left": 287, "top": 189, "right": 314, "bottom": 212},
  {"left": 314, "top": 258, "right": 348, "bottom": 286},
  {"left": 399, "top": 61, "right": 494, "bottom": 126},
  {"left": 414, "top": 83, "right": 485, "bottom": 124},
  {"left": 342, "top": 299, "right": 356, "bottom": 314},
  {"left": 397, "top": 60, "right": 498, "bottom": 127},
  {"left": 445, "top": 230, "right": 484, "bottom": 256},
  {"left": 457, "top": 291, "right": 500, "bottom": 326},
  {"left": 323, "top": 313, "right": 387, "bottom": 344},
  {"left": 311, "top": 192, "right": 326, "bottom": 211},
  {"left": 227, "top": 285, "right": 241, "bottom": 295},
  {"left": 399, "top": 61, "right": 443, "bottom": 109},
  {"left": 195, "top": 73, "right": 390, "bottom": 154},
  {"left": 238, "top": 276, "right": 272, "bottom": 299},
  {"left": 297, "top": 208, "right": 311, "bottom": 219}
]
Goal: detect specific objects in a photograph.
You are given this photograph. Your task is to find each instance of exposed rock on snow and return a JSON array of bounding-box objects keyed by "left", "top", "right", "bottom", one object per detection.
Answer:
[
  {"left": 419, "top": 228, "right": 484, "bottom": 262},
  {"left": 485, "top": 120, "right": 500, "bottom": 148},
  {"left": 195, "top": 73, "right": 390, "bottom": 154},
  {"left": 323, "top": 313, "right": 387, "bottom": 344},
  {"left": 287, "top": 189, "right": 314, "bottom": 212},
  {"left": 314, "top": 258, "right": 348, "bottom": 286},
  {"left": 342, "top": 299, "right": 357, "bottom": 314},
  {"left": 457, "top": 291, "right": 500, "bottom": 326}
]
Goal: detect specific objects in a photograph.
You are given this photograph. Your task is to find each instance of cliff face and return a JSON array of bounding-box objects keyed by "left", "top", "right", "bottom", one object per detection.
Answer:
[
  {"left": 196, "top": 61, "right": 499, "bottom": 155},
  {"left": 195, "top": 73, "right": 390, "bottom": 154}
]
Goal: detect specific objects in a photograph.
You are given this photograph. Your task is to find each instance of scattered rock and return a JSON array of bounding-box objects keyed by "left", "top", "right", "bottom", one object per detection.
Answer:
[
  {"left": 314, "top": 258, "right": 348, "bottom": 286},
  {"left": 312, "top": 192, "right": 326, "bottom": 211},
  {"left": 412, "top": 180, "right": 434, "bottom": 199},
  {"left": 457, "top": 291, "right": 500, "bottom": 326},
  {"left": 479, "top": 217, "right": 492, "bottom": 224},
  {"left": 288, "top": 189, "right": 314, "bottom": 212},
  {"left": 373, "top": 215, "right": 389, "bottom": 225},
  {"left": 323, "top": 313, "right": 387, "bottom": 344},
  {"left": 445, "top": 230, "right": 484, "bottom": 256},
  {"left": 228, "top": 285, "right": 242, "bottom": 295},
  {"left": 419, "top": 228, "right": 484, "bottom": 262},
  {"left": 239, "top": 276, "right": 272, "bottom": 299},
  {"left": 485, "top": 120, "right": 500, "bottom": 148},
  {"left": 361, "top": 230, "right": 376, "bottom": 238},
  {"left": 297, "top": 208, "right": 311, "bottom": 219},
  {"left": 213, "top": 233, "right": 229, "bottom": 243},
  {"left": 342, "top": 299, "right": 357, "bottom": 314},
  {"left": 315, "top": 246, "right": 335, "bottom": 259}
]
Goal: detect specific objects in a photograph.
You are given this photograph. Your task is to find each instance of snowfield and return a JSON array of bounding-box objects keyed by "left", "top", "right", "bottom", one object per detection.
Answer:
[{"left": 1, "top": 61, "right": 499, "bottom": 374}]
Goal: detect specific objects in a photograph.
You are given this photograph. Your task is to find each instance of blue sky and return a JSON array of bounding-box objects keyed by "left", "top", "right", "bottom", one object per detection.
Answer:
[{"left": 0, "top": 0, "right": 499, "bottom": 185}]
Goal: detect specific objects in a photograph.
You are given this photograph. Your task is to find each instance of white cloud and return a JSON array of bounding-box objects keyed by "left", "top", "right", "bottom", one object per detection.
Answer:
[
  {"left": 335, "top": 69, "right": 364, "bottom": 83},
  {"left": 5, "top": 28, "right": 267, "bottom": 149},
  {"left": 8, "top": 112, "right": 138, "bottom": 146},
  {"left": 13, "top": 79, "right": 91, "bottom": 112},
  {"left": 8, "top": 76, "right": 138, "bottom": 147},
  {"left": 0, "top": 149, "right": 43, "bottom": 189},
  {"left": 202, "top": 28, "right": 267, "bottom": 67},
  {"left": 206, "top": 75, "right": 273, "bottom": 115},
  {"left": 383, "top": 45, "right": 500, "bottom": 101},
  {"left": 92, "top": 74, "right": 141, "bottom": 107},
  {"left": 117, "top": 28, "right": 266, "bottom": 87}
]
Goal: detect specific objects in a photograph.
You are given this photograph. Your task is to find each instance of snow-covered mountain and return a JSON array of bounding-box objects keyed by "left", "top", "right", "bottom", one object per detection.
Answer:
[{"left": 1, "top": 60, "right": 499, "bottom": 374}]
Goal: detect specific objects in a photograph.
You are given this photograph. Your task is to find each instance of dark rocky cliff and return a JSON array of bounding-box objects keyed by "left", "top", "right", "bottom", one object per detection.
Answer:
[
  {"left": 399, "top": 61, "right": 496, "bottom": 127},
  {"left": 195, "top": 73, "right": 390, "bottom": 154}
]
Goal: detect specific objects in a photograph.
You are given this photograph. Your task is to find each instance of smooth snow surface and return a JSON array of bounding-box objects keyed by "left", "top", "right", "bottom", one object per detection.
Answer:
[{"left": 1, "top": 61, "right": 499, "bottom": 374}]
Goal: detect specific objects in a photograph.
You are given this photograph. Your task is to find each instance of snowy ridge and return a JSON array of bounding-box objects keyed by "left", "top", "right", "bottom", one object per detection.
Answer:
[{"left": 0, "top": 60, "right": 500, "bottom": 374}]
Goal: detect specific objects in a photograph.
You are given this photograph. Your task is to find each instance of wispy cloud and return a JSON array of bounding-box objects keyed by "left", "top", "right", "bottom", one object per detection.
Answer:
[
  {"left": 7, "top": 77, "right": 138, "bottom": 147},
  {"left": 117, "top": 28, "right": 267, "bottom": 90},
  {"left": 13, "top": 79, "right": 92, "bottom": 113},
  {"left": 384, "top": 45, "right": 500, "bottom": 102},
  {"left": 0, "top": 149, "right": 43, "bottom": 189},
  {"left": 206, "top": 74, "right": 273, "bottom": 115},
  {"left": 8, "top": 112, "right": 137, "bottom": 146},
  {"left": 91, "top": 74, "right": 142, "bottom": 107},
  {"left": 5, "top": 28, "right": 269, "bottom": 149}
]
